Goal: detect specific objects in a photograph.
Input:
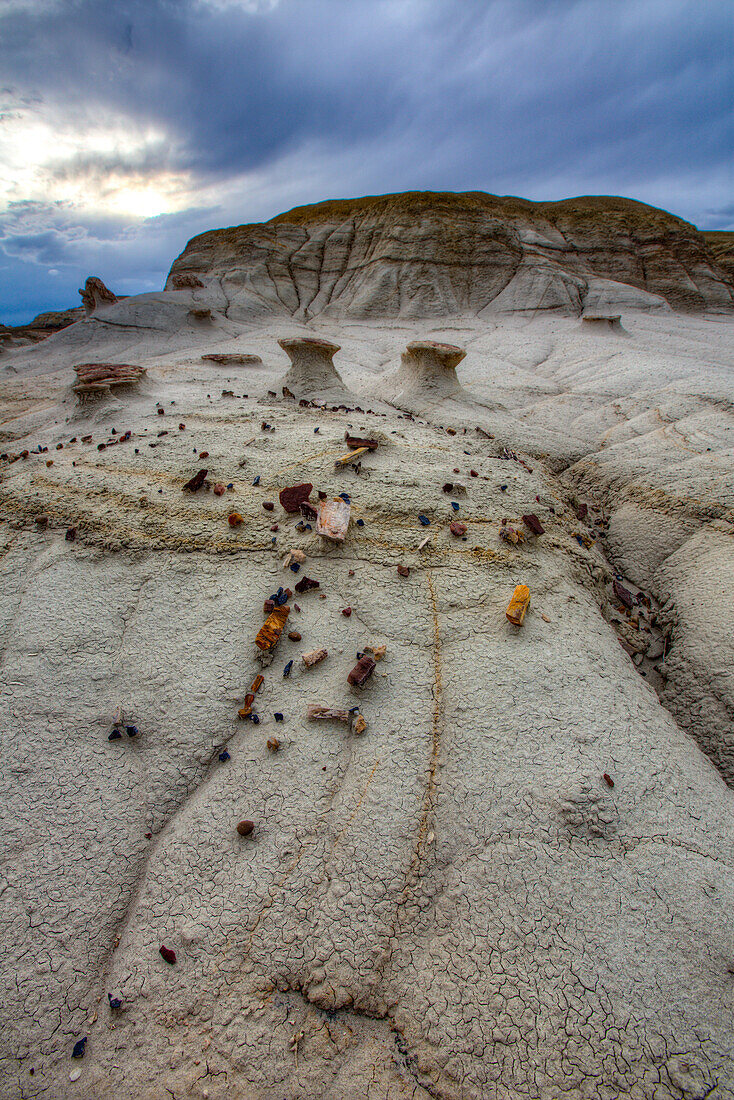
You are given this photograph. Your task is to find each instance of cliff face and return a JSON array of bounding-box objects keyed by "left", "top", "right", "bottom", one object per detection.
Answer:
[
  {"left": 166, "top": 191, "right": 734, "bottom": 319},
  {"left": 703, "top": 230, "right": 734, "bottom": 284}
]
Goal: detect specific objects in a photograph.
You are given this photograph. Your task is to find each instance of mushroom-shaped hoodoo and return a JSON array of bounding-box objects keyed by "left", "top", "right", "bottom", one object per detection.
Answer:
[
  {"left": 278, "top": 336, "right": 346, "bottom": 401},
  {"left": 72, "top": 362, "right": 146, "bottom": 400},
  {"left": 382, "top": 340, "right": 467, "bottom": 408}
]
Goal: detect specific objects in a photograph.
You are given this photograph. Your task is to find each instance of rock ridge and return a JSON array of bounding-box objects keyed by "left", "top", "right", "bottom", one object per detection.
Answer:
[{"left": 166, "top": 190, "right": 734, "bottom": 319}]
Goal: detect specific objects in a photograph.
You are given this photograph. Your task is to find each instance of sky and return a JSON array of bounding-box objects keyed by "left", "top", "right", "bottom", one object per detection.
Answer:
[{"left": 0, "top": 0, "right": 732, "bottom": 325}]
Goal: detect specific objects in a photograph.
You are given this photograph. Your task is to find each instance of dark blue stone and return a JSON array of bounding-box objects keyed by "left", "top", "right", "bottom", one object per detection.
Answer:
[
  {"left": 418, "top": 514, "right": 430, "bottom": 526},
  {"left": 252, "top": 476, "right": 260, "bottom": 486},
  {"left": 283, "top": 660, "right": 293, "bottom": 678},
  {"left": 108, "top": 730, "right": 122, "bottom": 741},
  {"left": 72, "top": 1037, "right": 87, "bottom": 1059},
  {"left": 219, "top": 751, "right": 231, "bottom": 762},
  {"left": 451, "top": 502, "right": 460, "bottom": 511}
]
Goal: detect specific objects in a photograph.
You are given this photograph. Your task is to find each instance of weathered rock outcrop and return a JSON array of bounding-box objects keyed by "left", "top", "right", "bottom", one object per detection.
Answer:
[
  {"left": 0, "top": 306, "right": 83, "bottom": 353},
  {"left": 702, "top": 230, "right": 734, "bottom": 284},
  {"left": 79, "top": 276, "right": 118, "bottom": 315},
  {"left": 72, "top": 361, "right": 146, "bottom": 398},
  {"left": 166, "top": 192, "right": 734, "bottom": 320}
]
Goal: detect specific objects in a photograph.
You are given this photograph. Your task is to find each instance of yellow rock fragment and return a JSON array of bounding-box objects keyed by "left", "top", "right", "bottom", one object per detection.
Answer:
[
  {"left": 255, "top": 605, "right": 290, "bottom": 650},
  {"left": 334, "top": 447, "right": 369, "bottom": 466},
  {"left": 506, "top": 585, "right": 530, "bottom": 626}
]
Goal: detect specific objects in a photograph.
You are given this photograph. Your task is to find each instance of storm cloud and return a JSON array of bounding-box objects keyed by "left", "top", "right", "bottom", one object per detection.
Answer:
[{"left": 1, "top": 0, "right": 732, "bottom": 323}]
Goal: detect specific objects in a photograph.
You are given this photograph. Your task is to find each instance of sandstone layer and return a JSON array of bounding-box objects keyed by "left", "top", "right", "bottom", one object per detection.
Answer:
[{"left": 0, "top": 191, "right": 732, "bottom": 1100}]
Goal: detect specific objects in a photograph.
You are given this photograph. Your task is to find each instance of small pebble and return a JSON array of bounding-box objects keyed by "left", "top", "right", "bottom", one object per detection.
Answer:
[
  {"left": 108, "top": 729, "right": 122, "bottom": 741},
  {"left": 157, "top": 407, "right": 164, "bottom": 415},
  {"left": 267, "top": 738, "right": 280, "bottom": 752},
  {"left": 46, "top": 459, "right": 53, "bottom": 467},
  {"left": 274, "top": 713, "right": 284, "bottom": 722},
  {"left": 418, "top": 514, "right": 430, "bottom": 526},
  {"left": 69, "top": 1068, "right": 82, "bottom": 1082},
  {"left": 252, "top": 476, "right": 260, "bottom": 486},
  {"left": 470, "top": 470, "right": 478, "bottom": 477},
  {"left": 356, "top": 518, "right": 365, "bottom": 527},
  {"left": 179, "top": 423, "right": 186, "bottom": 430},
  {"left": 500, "top": 484, "right": 507, "bottom": 492},
  {"left": 108, "top": 994, "right": 122, "bottom": 1010},
  {"left": 199, "top": 451, "right": 209, "bottom": 459},
  {"left": 65, "top": 527, "right": 77, "bottom": 541},
  {"left": 237, "top": 820, "right": 255, "bottom": 837},
  {"left": 126, "top": 725, "right": 138, "bottom": 737},
  {"left": 342, "top": 607, "right": 352, "bottom": 616},
  {"left": 72, "top": 1037, "right": 87, "bottom": 1059},
  {"left": 219, "top": 751, "right": 231, "bottom": 762},
  {"left": 228, "top": 513, "right": 244, "bottom": 527},
  {"left": 270, "top": 524, "right": 279, "bottom": 532},
  {"left": 213, "top": 483, "right": 226, "bottom": 496},
  {"left": 603, "top": 773, "right": 615, "bottom": 788},
  {"left": 288, "top": 631, "right": 302, "bottom": 641},
  {"left": 348, "top": 569, "right": 355, "bottom": 577},
  {"left": 451, "top": 502, "right": 460, "bottom": 511},
  {"left": 263, "top": 501, "right": 275, "bottom": 511},
  {"left": 159, "top": 945, "right": 177, "bottom": 964},
  {"left": 397, "top": 565, "right": 410, "bottom": 577},
  {"left": 283, "top": 660, "right": 293, "bottom": 678}
]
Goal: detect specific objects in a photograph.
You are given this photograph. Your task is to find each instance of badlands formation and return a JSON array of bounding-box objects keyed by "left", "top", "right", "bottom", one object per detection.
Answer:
[{"left": 0, "top": 192, "right": 733, "bottom": 1100}]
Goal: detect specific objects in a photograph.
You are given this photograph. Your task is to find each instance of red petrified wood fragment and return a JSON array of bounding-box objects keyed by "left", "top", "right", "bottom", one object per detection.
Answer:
[
  {"left": 294, "top": 576, "right": 320, "bottom": 594},
  {"left": 345, "top": 433, "right": 378, "bottom": 451},
  {"left": 522, "top": 513, "right": 545, "bottom": 535},
  {"left": 279, "top": 482, "right": 313, "bottom": 513},
  {"left": 348, "top": 655, "right": 375, "bottom": 687},
  {"left": 183, "top": 468, "right": 207, "bottom": 492},
  {"left": 613, "top": 580, "right": 635, "bottom": 609}
]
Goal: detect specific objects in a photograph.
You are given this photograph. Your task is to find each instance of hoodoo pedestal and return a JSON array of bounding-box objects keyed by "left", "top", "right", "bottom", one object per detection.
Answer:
[
  {"left": 278, "top": 336, "right": 345, "bottom": 401},
  {"left": 382, "top": 339, "right": 467, "bottom": 409}
]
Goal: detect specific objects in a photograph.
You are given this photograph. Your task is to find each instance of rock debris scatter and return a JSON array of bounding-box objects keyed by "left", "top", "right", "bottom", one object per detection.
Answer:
[{"left": 0, "top": 190, "right": 733, "bottom": 1099}]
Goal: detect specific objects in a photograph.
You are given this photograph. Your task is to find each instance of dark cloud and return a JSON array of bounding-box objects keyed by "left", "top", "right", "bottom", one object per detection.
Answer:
[{"left": 1, "top": 0, "right": 732, "bottom": 322}]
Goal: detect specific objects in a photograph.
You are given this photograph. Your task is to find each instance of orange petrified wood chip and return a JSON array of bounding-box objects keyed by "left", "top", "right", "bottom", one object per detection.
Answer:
[
  {"left": 255, "top": 605, "right": 290, "bottom": 650},
  {"left": 506, "top": 585, "right": 530, "bottom": 626}
]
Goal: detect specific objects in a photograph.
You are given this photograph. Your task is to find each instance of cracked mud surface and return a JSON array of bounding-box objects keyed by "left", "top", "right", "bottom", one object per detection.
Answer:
[{"left": 1, "top": 307, "right": 733, "bottom": 1098}]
